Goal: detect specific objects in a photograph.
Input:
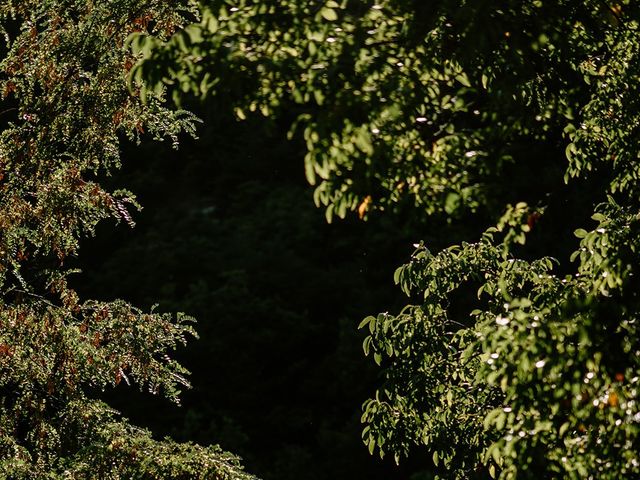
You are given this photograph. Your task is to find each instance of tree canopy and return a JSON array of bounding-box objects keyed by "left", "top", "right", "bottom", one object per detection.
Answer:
[
  {"left": 3, "top": 0, "right": 640, "bottom": 478},
  {"left": 0, "top": 1, "right": 253, "bottom": 478},
  {"left": 133, "top": 1, "right": 640, "bottom": 478}
]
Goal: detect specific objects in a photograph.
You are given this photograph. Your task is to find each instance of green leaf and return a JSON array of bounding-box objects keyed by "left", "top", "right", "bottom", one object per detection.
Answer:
[
  {"left": 359, "top": 316, "right": 375, "bottom": 329},
  {"left": 373, "top": 352, "right": 382, "bottom": 365},
  {"left": 321, "top": 8, "right": 338, "bottom": 21},
  {"left": 455, "top": 73, "right": 471, "bottom": 87},
  {"left": 393, "top": 266, "right": 403, "bottom": 284}
]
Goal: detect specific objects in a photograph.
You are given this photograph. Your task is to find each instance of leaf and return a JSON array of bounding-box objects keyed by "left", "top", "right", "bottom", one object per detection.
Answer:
[
  {"left": 314, "top": 89, "right": 325, "bottom": 105},
  {"left": 559, "top": 422, "right": 570, "bottom": 437},
  {"left": 304, "top": 152, "right": 317, "bottom": 185},
  {"left": 455, "top": 73, "right": 471, "bottom": 87},
  {"left": 393, "top": 266, "right": 403, "bottom": 284},
  {"left": 362, "top": 336, "right": 372, "bottom": 355},
  {"left": 495, "top": 412, "right": 506, "bottom": 430},
  {"left": 325, "top": 203, "right": 335, "bottom": 223},
  {"left": 358, "top": 195, "right": 372, "bottom": 219},
  {"left": 234, "top": 107, "right": 246, "bottom": 120},
  {"left": 354, "top": 129, "right": 373, "bottom": 154},
  {"left": 373, "top": 352, "right": 382, "bottom": 365},
  {"left": 358, "top": 316, "right": 375, "bottom": 329},
  {"left": 444, "top": 192, "right": 460, "bottom": 214},
  {"left": 321, "top": 8, "right": 338, "bottom": 21},
  {"left": 184, "top": 24, "right": 203, "bottom": 43}
]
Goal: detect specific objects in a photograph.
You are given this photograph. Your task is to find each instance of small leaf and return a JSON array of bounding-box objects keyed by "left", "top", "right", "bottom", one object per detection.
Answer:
[
  {"left": 321, "top": 7, "right": 338, "bottom": 21},
  {"left": 358, "top": 316, "right": 375, "bottom": 329},
  {"left": 393, "top": 266, "right": 402, "bottom": 284},
  {"left": 373, "top": 352, "right": 382, "bottom": 365},
  {"left": 358, "top": 195, "right": 372, "bottom": 219},
  {"left": 455, "top": 73, "right": 471, "bottom": 87}
]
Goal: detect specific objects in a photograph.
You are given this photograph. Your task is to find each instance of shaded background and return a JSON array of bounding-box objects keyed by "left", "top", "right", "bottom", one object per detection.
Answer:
[{"left": 73, "top": 104, "right": 443, "bottom": 480}]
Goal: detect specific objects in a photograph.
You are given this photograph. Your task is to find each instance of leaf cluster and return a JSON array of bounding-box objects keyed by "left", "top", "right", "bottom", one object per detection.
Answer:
[{"left": 0, "top": 1, "right": 253, "bottom": 478}]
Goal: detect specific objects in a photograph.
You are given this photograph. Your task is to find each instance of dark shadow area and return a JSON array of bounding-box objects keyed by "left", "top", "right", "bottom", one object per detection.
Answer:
[{"left": 73, "top": 108, "right": 438, "bottom": 480}]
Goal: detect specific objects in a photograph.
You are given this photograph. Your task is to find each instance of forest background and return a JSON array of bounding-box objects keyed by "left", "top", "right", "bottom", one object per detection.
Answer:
[{"left": 74, "top": 93, "right": 445, "bottom": 480}]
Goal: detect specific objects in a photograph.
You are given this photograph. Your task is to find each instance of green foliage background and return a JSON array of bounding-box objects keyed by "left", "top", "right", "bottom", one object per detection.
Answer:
[{"left": 4, "top": 0, "right": 640, "bottom": 479}]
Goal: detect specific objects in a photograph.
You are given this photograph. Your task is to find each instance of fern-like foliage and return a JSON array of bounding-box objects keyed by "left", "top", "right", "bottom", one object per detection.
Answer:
[{"left": 0, "top": 1, "right": 254, "bottom": 478}]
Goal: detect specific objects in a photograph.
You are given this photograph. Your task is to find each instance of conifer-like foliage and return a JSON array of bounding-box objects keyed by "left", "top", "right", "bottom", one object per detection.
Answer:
[
  {"left": 0, "top": 1, "right": 253, "bottom": 478},
  {"left": 136, "top": 1, "right": 640, "bottom": 478}
]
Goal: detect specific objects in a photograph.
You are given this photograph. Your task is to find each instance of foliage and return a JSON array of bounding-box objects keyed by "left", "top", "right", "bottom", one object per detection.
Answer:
[
  {"left": 135, "top": 1, "right": 640, "bottom": 478},
  {"left": 0, "top": 1, "right": 253, "bottom": 478},
  {"left": 131, "top": 0, "right": 614, "bottom": 220},
  {"left": 361, "top": 202, "right": 640, "bottom": 478}
]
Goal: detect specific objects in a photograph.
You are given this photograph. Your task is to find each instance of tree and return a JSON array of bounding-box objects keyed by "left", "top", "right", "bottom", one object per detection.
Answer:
[
  {"left": 135, "top": 1, "right": 640, "bottom": 478},
  {"left": 0, "top": 1, "right": 254, "bottom": 478}
]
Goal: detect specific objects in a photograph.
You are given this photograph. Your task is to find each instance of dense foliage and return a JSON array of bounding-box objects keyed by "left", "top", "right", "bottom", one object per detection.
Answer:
[
  {"left": 0, "top": 1, "right": 253, "bottom": 478},
  {"left": 134, "top": 1, "right": 640, "bottom": 478}
]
